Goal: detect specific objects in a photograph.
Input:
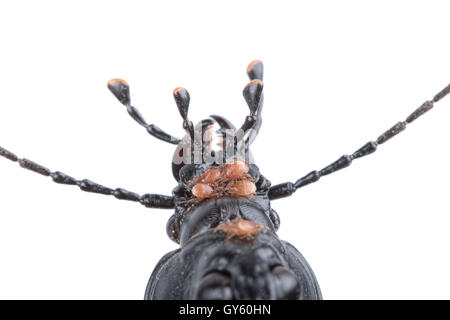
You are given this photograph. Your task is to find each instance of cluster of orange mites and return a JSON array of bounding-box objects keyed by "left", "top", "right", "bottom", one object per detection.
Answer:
[
  {"left": 212, "top": 219, "right": 267, "bottom": 240},
  {"left": 190, "top": 160, "right": 256, "bottom": 199}
]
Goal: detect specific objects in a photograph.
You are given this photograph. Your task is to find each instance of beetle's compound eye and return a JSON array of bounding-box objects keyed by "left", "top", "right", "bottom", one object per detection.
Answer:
[
  {"left": 178, "top": 164, "right": 207, "bottom": 186},
  {"left": 196, "top": 270, "right": 233, "bottom": 300},
  {"left": 166, "top": 213, "right": 181, "bottom": 243}
]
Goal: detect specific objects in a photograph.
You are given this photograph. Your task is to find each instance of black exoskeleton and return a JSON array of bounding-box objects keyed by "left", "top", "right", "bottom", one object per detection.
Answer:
[{"left": 1, "top": 60, "right": 449, "bottom": 299}]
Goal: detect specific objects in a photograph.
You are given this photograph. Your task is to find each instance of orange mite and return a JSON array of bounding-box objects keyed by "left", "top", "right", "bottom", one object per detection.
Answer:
[
  {"left": 228, "top": 180, "right": 256, "bottom": 197},
  {"left": 191, "top": 161, "right": 255, "bottom": 199},
  {"left": 199, "top": 168, "right": 221, "bottom": 184},
  {"left": 192, "top": 183, "right": 214, "bottom": 198},
  {"left": 224, "top": 160, "right": 248, "bottom": 180},
  {"left": 213, "top": 219, "right": 266, "bottom": 239}
]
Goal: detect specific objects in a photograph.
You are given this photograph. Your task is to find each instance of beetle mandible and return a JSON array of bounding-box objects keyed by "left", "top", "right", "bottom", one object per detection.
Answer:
[{"left": 1, "top": 60, "right": 449, "bottom": 299}]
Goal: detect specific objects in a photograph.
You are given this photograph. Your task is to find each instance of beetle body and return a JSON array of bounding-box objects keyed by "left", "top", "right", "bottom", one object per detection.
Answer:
[
  {"left": 155, "top": 159, "right": 322, "bottom": 299},
  {"left": 0, "top": 60, "right": 448, "bottom": 299},
  {"left": 146, "top": 204, "right": 322, "bottom": 299},
  {"left": 152, "top": 121, "right": 322, "bottom": 299}
]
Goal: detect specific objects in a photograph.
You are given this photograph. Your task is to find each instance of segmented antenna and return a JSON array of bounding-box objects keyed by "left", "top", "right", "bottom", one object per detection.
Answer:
[
  {"left": 246, "top": 59, "right": 264, "bottom": 135},
  {"left": 0, "top": 147, "right": 175, "bottom": 209},
  {"left": 247, "top": 59, "right": 264, "bottom": 81},
  {"left": 107, "top": 79, "right": 181, "bottom": 145},
  {"left": 241, "top": 60, "right": 264, "bottom": 135},
  {"left": 235, "top": 60, "right": 265, "bottom": 161},
  {"left": 173, "top": 87, "right": 195, "bottom": 141},
  {"left": 243, "top": 79, "right": 264, "bottom": 117}
]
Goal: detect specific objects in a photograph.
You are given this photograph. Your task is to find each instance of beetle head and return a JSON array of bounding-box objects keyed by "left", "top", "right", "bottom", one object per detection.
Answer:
[{"left": 172, "top": 116, "right": 254, "bottom": 182}]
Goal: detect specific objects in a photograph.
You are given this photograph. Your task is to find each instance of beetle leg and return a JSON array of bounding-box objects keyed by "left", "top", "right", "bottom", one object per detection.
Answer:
[
  {"left": 0, "top": 146, "right": 175, "bottom": 209},
  {"left": 268, "top": 82, "right": 450, "bottom": 200}
]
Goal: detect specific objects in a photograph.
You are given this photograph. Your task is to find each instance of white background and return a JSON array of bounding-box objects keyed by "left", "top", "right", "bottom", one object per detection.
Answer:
[{"left": 0, "top": 1, "right": 449, "bottom": 299}]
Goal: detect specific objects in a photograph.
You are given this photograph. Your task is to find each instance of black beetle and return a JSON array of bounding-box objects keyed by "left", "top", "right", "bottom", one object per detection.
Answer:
[{"left": 0, "top": 60, "right": 449, "bottom": 299}]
